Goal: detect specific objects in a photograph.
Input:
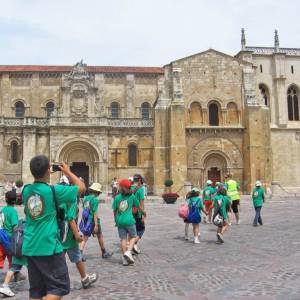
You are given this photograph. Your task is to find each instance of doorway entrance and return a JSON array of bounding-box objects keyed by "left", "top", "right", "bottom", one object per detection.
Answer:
[
  {"left": 70, "top": 162, "right": 89, "bottom": 186},
  {"left": 208, "top": 167, "right": 221, "bottom": 186}
]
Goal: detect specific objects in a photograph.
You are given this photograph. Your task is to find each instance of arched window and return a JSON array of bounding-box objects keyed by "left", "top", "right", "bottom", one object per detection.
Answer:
[
  {"left": 141, "top": 102, "right": 150, "bottom": 119},
  {"left": 46, "top": 101, "right": 55, "bottom": 117},
  {"left": 128, "top": 144, "right": 137, "bottom": 166},
  {"left": 110, "top": 102, "right": 120, "bottom": 118},
  {"left": 15, "top": 101, "right": 25, "bottom": 118},
  {"left": 209, "top": 103, "right": 219, "bottom": 126},
  {"left": 227, "top": 102, "right": 239, "bottom": 124},
  {"left": 287, "top": 86, "right": 299, "bottom": 121},
  {"left": 10, "top": 141, "right": 19, "bottom": 163},
  {"left": 259, "top": 84, "right": 269, "bottom": 106},
  {"left": 190, "top": 102, "right": 203, "bottom": 124}
]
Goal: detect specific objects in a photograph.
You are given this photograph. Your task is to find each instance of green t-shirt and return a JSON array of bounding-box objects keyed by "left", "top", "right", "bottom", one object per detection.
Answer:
[
  {"left": 82, "top": 194, "right": 99, "bottom": 224},
  {"left": 131, "top": 185, "right": 145, "bottom": 219},
  {"left": 61, "top": 202, "right": 78, "bottom": 250},
  {"left": 213, "top": 194, "right": 230, "bottom": 220},
  {"left": 203, "top": 186, "right": 215, "bottom": 201},
  {"left": 112, "top": 193, "right": 139, "bottom": 228},
  {"left": 22, "top": 182, "right": 78, "bottom": 256},
  {"left": 1, "top": 206, "right": 18, "bottom": 237},
  {"left": 188, "top": 196, "right": 204, "bottom": 216},
  {"left": 252, "top": 187, "right": 265, "bottom": 208}
]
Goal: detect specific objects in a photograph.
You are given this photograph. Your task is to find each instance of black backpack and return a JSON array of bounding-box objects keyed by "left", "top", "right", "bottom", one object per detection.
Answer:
[{"left": 11, "top": 220, "right": 25, "bottom": 258}]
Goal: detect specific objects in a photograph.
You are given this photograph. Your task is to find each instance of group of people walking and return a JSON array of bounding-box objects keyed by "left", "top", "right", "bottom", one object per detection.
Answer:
[
  {"left": 0, "top": 155, "right": 147, "bottom": 299},
  {"left": 181, "top": 174, "right": 266, "bottom": 244}
]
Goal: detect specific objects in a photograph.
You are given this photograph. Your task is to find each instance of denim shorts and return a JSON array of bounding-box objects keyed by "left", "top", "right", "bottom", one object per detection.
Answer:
[
  {"left": 65, "top": 246, "right": 82, "bottom": 264},
  {"left": 118, "top": 225, "right": 137, "bottom": 240}
]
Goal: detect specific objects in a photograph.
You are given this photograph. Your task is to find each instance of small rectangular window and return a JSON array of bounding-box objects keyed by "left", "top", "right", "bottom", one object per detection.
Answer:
[
  {"left": 260, "top": 64, "right": 263, "bottom": 73},
  {"left": 291, "top": 65, "right": 294, "bottom": 74}
]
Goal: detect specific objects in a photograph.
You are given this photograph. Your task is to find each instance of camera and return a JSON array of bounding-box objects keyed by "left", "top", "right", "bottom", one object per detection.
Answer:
[{"left": 52, "top": 164, "right": 61, "bottom": 172}]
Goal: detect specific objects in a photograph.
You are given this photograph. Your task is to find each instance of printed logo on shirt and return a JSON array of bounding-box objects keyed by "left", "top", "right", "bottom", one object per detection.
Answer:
[
  {"left": 205, "top": 190, "right": 211, "bottom": 196},
  {"left": 119, "top": 200, "right": 129, "bottom": 212},
  {"left": 27, "top": 193, "right": 45, "bottom": 219},
  {"left": 84, "top": 201, "right": 90, "bottom": 209},
  {"left": 254, "top": 191, "right": 259, "bottom": 197}
]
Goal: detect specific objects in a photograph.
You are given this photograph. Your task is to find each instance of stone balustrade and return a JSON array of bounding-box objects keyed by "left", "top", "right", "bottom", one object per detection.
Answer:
[{"left": 0, "top": 117, "right": 154, "bottom": 128}]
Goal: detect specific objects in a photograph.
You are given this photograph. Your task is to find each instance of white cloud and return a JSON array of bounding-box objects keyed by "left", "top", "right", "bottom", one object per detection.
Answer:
[{"left": 0, "top": 0, "right": 299, "bottom": 65}]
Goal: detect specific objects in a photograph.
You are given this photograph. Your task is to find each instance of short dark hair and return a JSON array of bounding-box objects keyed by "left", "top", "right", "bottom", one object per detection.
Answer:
[
  {"left": 5, "top": 189, "right": 16, "bottom": 205},
  {"left": 30, "top": 155, "right": 50, "bottom": 179}
]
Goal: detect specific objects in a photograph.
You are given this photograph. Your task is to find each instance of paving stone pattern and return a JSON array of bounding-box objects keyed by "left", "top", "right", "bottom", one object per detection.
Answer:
[{"left": 1, "top": 196, "right": 300, "bottom": 299}]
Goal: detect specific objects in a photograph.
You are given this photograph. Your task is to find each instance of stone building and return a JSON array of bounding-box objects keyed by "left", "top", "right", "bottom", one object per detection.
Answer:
[{"left": 0, "top": 30, "right": 299, "bottom": 194}]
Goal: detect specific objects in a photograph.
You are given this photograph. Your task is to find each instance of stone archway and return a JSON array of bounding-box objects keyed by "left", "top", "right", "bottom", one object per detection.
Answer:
[
  {"left": 203, "top": 153, "right": 228, "bottom": 186},
  {"left": 54, "top": 139, "right": 102, "bottom": 186}
]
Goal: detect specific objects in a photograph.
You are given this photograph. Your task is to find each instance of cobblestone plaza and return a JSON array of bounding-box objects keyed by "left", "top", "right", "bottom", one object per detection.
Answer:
[{"left": 4, "top": 196, "right": 300, "bottom": 300}]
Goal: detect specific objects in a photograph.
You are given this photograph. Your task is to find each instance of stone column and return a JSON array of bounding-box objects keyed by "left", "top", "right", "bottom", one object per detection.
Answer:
[
  {"left": 126, "top": 75, "right": 135, "bottom": 118},
  {"left": 22, "top": 128, "right": 37, "bottom": 184},
  {"left": 0, "top": 128, "right": 5, "bottom": 182}
]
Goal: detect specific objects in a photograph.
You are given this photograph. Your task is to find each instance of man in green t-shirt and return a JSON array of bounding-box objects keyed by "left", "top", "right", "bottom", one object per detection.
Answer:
[
  {"left": 79, "top": 182, "right": 112, "bottom": 259},
  {"left": 22, "top": 155, "right": 86, "bottom": 300},
  {"left": 131, "top": 174, "right": 147, "bottom": 255},
  {"left": 213, "top": 187, "right": 231, "bottom": 244},
  {"left": 252, "top": 181, "right": 265, "bottom": 227},
  {"left": 0, "top": 190, "right": 27, "bottom": 297},
  {"left": 112, "top": 179, "right": 143, "bottom": 266}
]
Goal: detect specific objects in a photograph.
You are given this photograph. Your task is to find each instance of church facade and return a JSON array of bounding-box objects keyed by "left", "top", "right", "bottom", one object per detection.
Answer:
[{"left": 1, "top": 30, "right": 300, "bottom": 194}]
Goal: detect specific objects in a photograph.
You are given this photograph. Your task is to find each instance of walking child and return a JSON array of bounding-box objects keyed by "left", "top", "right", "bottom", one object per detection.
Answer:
[
  {"left": 186, "top": 188, "right": 207, "bottom": 244},
  {"left": 213, "top": 187, "right": 231, "bottom": 244},
  {"left": 80, "top": 183, "right": 112, "bottom": 259},
  {"left": 202, "top": 180, "right": 215, "bottom": 223},
  {"left": 112, "top": 179, "right": 144, "bottom": 266},
  {"left": 0, "top": 190, "right": 27, "bottom": 297},
  {"left": 252, "top": 181, "right": 265, "bottom": 226}
]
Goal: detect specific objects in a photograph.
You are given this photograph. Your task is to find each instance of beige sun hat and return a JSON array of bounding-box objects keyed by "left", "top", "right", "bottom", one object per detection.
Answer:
[
  {"left": 89, "top": 182, "right": 102, "bottom": 193},
  {"left": 255, "top": 180, "right": 262, "bottom": 187}
]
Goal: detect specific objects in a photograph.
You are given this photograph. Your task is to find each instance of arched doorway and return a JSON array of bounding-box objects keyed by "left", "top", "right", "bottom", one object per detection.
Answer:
[
  {"left": 203, "top": 153, "right": 228, "bottom": 186},
  {"left": 56, "top": 140, "right": 101, "bottom": 186}
]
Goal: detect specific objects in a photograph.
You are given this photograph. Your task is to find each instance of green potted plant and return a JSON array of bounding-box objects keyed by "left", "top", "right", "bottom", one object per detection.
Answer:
[{"left": 162, "top": 179, "right": 179, "bottom": 204}]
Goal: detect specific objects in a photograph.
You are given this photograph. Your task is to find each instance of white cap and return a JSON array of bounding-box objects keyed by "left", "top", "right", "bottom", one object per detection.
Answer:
[
  {"left": 207, "top": 180, "right": 213, "bottom": 185},
  {"left": 60, "top": 175, "right": 69, "bottom": 185},
  {"left": 89, "top": 182, "right": 102, "bottom": 193},
  {"left": 128, "top": 177, "right": 134, "bottom": 182},
  {"left": 255, "top": 180, "right": 262, "bottom": 186}
]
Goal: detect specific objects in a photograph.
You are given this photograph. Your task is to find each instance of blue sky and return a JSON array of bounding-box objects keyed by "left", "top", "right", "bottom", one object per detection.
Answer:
[{"left": 0, "top": 0, "right": 299, "bottom": 66}]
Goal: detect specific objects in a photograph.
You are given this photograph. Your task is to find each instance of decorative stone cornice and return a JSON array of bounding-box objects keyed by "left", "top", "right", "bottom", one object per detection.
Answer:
[{"left": 245, "top": 46, "right": 300, "bottom": 56}]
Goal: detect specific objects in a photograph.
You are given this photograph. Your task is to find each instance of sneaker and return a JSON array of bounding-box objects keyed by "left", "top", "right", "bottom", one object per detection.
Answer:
[
  {"left": 184, "top": 235, "right": 189, "bottom": 240},
  {"left": 253, "top": 223, "right": 258, "bottom": 227},
  {"left": 124, "top": 250, "right": 134, "bottom": 264},
  {"left": 14, "top": 272, "right": 26, "bottom": 282},
  {"left": 102, "top": 251, "right": 113, "bottom": 259},
  {"left": 0, "top": 286, "right": 15, "bottom": 297},
  {"left": 194, "top": 237, "right": 200, "bottom": 244},
  {"left": 236, "top": 220, "right": 240, "bottom": 225},
  {"left": 132, "top": 244, "right": 141, "bottom": 255},
  {"left": 228, "top": 222, "right": 232, "bottom": 226},
  {"left": 217, "top": 233, "right": 224, "bottom": 243},
  {"left": 122, "top": 256, "right": 129, "bottom": 266},
  {"left": 81, "top": 273, "right": 98, "bottom": 289}
]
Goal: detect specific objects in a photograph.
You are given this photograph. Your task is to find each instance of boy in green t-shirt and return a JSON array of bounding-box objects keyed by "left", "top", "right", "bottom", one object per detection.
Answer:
[
  {"left": 79, "top": 183, "right": 112, "bottom": 259},
  {"left": 213, "top": 187, "right": 231, "bottom": 244},
  {"left": 0, "top": 190, "right": 27, "bottom": 298},
  {"left": 131, "top": 174, "right": 147, "bottom": 255},
  {"left": 22, "top": 155, "right": 86, "bottom": 300},
  {"left": 112, "top": 179, "right": 143, "bottom": 266},
  {"left": 252, "top": 181, "right": 265, "bottom": 226},
  {"left": 202, "top": 180, "right": 215, "bottom": 223},
  {"left": 61, "top": 200, "right": 97, "bottom": 289}
]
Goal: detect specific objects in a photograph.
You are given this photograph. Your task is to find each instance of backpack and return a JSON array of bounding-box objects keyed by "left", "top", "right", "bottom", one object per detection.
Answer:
[
  {"left": 187, "top": 201, "right": 201, "bottom": 223},
  {"left": 79, "top": 202, "right": 94, "bottom": 236},
  {"left": 50, "top": 186, "right": 69, "bottom": 243},
  {"left": 11, "top": 220, "right": 24, "bottom": 258},
  {"left": 131, "top": 186, "right": 140, "bottom": 215},
  {"left": 178, "top": 203, "right": 189, "bottom": 219},
  {"left": 0, "top": 229, "right": 11, "bottom": 254},
  {"left": 213, "top": 198, "right": 224, "bottom": 226}
]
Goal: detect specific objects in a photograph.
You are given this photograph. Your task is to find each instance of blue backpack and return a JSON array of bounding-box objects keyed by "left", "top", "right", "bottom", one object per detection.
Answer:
[
  {"left": 79, "top": 204, "right": 94, "bottom": 236},
  {"left": 187, "top": 202, "right": 201, "bottom": 224}
]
